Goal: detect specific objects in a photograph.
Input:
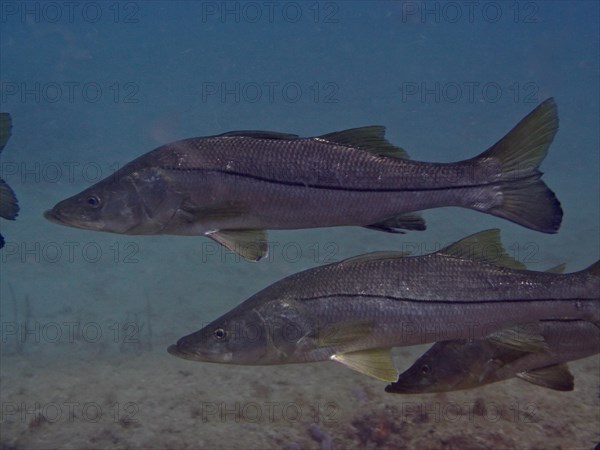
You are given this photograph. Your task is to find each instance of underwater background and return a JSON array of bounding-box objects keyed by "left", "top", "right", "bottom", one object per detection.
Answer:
[{"left": 1, "top": 1, "right": 598, "bottom": 449}]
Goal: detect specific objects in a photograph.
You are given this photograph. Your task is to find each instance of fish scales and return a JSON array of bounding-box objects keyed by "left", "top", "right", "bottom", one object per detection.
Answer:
[
  {"left": 149, "top": 138, "right": 494, "bottom": 230},
  {"left": 168, "top": 230, "right": 599, "bottom": 380},
  {"left": 387, "top": 320, "right": 600, "bottom": 393},
  {"left": 155, "top": 136, "right": 487, "bottom": 190},
  {"left": 45, "top": 100, "right": 563, "bottom": 260},
  {"left": 263, "top": 255, "right": 597, "bottom": 302}
]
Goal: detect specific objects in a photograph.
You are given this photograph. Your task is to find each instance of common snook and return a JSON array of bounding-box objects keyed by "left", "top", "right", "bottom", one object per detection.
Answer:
[
  {"left": 168, "top": 230, "right": 599, "bottom": 381},
  {"left": 385, "top": 320, "right": 600, "bottom": 393},
  {"left": 0, "top": 113, "right": 19, "bottom": 248},
  {"left": 45, "top": 100, "right": 562, "bottom": 260}
]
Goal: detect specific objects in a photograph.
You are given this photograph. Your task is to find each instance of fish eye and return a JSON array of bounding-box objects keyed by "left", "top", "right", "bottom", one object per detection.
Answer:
[
  {"left": 421, "top": 364, "right": 431, "bottom": 375},
  {"left": 213, "top": 328, "right": 227, "bottom": 340},
  {"left": 86, "top": 195, "right": 101, "bottom": 208}
]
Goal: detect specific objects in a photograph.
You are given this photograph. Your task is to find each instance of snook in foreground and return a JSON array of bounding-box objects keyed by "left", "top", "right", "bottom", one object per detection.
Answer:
[{"left": 168, "top": 230, "right": 599, "bottom": 381}]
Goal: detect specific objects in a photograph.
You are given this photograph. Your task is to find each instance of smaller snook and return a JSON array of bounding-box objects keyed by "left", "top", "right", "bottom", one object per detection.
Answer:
[
  {"left": 385, "top": 320, "right": 600, "bottom": 394},
  {"left": 168, "top": 229, "right": 599, "bottom": 382}
]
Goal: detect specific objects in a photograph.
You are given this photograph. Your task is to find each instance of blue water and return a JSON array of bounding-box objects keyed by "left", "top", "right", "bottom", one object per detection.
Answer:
[{"left": 1, "top": 1, "right": 598, "bottom": 449}]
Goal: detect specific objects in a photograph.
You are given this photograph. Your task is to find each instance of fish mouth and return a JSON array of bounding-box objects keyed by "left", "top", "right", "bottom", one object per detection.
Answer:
[
  {"left": 167, "top": 344, "right": 181, "bottom": 356},
  {"left": 167, "top": 344, "right": 233, "bottom": 363},
  {"left": 43, "top": 208, "right": 71, "bottom": 226},
  {"left": 167, "top": 344, "right": 198, "bottom": 361},
  {"left": 43, "top": 208, "right": 102, "bottom": 231}
]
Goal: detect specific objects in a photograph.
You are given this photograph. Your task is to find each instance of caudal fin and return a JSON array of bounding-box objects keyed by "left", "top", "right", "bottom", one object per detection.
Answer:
[
  {"left": 0, "top": 113, "right": 11, "bottom": 153},
  {"left": 0, "top": 113, "right": 19, "bottom": 221},
  {"left": 0, "top": 179, "right": 19, "bottom": 220},
  {"left": 474, "top": 98, "right": 563, "bottom": 233},
  {"left": 488, "top": 175, "right": 562, "bottom": 232}
]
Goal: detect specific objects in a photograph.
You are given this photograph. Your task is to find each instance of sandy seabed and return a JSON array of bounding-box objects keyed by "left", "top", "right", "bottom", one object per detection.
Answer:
[{"left": 0, "top": 344, "right": 598, "bottom": 450}]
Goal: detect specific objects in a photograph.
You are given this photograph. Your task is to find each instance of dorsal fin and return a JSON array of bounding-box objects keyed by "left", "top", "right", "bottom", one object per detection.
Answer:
[
  {"left": 477, "top": 98, "right": 558, "bottom": 175},
  {"left": 318, "top": 126, "right": 409, "bottom": 159},
  {"left": 216, "top": 130, "right": 299, "bottom": 140},
  {"left": 437, "top": 229, "right": 526, "bottom": 270}
]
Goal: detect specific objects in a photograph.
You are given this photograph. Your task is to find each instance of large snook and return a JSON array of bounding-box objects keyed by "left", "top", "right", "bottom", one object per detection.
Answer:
[
  {"left": 385, "top": 320, "right": 600, "bottom": 393},
  {"left": 168, "top": 229, "right": 599, "bottom": 381},
  {"left": 45, "top": 100, "right": 562, "bottom": 260}
]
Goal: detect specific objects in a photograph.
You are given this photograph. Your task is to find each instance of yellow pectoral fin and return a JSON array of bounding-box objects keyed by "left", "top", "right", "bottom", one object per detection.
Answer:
[
  {"left": 516, "top": 363, "right": 574, "bottom": 392},
  {"left": 206, "top": 229, "right": 268, "bottom": 262},
  {"left": 331, "top": 348, "right": 398, "bottom": 382}
]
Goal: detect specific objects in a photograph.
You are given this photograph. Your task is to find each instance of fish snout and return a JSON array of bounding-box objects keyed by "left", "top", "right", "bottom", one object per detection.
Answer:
[
  {"left": 43, "top": 203, "right": 107, "bottom": 232},
  {"left": 167, "top": 343, "right": 191, "bottom": 360},
  {"left": 168, "top": 333, "right": 235, "bottom": 363},
  {"left": 167, "top": 344, "right": 181, "bottom": 356},
  {"left": 167, "top": 342, "right": 200, "bottom": 361},
  {"left": 43, "top": 208, "right": 62, "bottom": 224},
  {"left": 44, "top": 206, "right": 74, "bottom": 226}
]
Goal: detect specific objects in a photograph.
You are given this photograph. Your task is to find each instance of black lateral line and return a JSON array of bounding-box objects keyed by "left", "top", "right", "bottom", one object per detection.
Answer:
[
  {"left": 299, "top": 293, "right": 575, "bottom": 304},
  {"left": 162, "top": 167, "right": 497, "bottom": 193}
]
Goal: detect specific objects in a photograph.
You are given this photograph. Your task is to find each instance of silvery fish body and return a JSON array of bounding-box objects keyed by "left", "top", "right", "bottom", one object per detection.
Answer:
[
  {"left": 386, "top": 320, "right": 600, "bottom": 393},
  {"left": 168, "top": 230, "right": 600, "bottom": 381},
  {"left": 45, "top": 100, "right": 562, "bottom": 260}
]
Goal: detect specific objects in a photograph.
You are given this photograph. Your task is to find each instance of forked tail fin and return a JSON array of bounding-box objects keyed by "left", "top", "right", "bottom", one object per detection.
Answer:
[{"left": 472, "top": 98, "right": 563, "bottom": 233}]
